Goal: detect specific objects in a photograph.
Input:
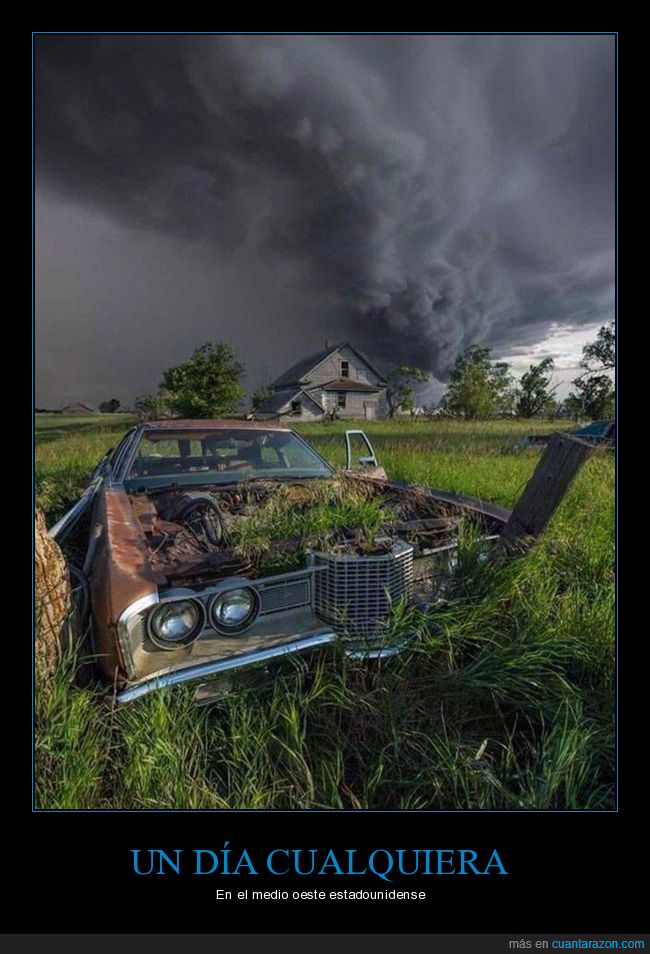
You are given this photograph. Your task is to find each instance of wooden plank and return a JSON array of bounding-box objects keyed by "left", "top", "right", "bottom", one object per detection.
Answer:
[{"left": 503, "top": 432, "right": 594, "bottom": 540}]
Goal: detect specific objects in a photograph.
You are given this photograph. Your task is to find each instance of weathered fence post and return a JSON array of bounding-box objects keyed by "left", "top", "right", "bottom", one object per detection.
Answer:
[
  {"left": 35, "top": 508, "right": 72, "bottom": 676},
  {"left": 503, "top": 432, "right": 594, "bottom": 543}
]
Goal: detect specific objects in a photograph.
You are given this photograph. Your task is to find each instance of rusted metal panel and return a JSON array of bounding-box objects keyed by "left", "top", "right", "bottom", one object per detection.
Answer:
[{"left": 90, "top": 486, "right": 158, "bottom": 679}]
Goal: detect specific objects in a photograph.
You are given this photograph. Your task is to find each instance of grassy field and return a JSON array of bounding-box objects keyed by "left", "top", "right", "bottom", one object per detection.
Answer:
[{"left": 34, "top": 414, "right": 615, "bottom": 810}]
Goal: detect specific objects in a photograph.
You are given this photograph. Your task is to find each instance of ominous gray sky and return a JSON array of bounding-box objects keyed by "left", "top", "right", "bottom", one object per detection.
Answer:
[{"left": 35, "top": 34, "right": 615, "bottom": 407}]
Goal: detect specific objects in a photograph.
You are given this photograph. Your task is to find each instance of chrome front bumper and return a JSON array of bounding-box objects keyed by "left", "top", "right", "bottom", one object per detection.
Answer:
[
  {"left": 114, "top": 553, "right": 421, "bottom": 703},
  {"left": 115, "top": 628, "right": 337, "bottom": 703},
  {"left": 114, "top": 625, "right": 412, "bottom": 703}
]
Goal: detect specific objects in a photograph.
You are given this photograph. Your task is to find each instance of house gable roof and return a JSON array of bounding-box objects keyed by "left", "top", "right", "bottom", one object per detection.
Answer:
[
  {"left": 256, "top": 387, "right": 324, "bottom": 416},
  {"left": 269, "top": 342, "right": 386, "bottom": 389},
  {"left": 269, "top": 343, "right": 342, "bottom": 389},
  {"left": 60, "top": 401, "right": 97, "bottom": 413}
]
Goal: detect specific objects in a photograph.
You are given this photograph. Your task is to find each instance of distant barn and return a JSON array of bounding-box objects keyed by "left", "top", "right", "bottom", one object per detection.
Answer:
[
  {"left": 59, "top": 402, "right": 98, "bottom": 415},
  {"left": 256, "top": 342, "right": 387, "bottom": 421}
]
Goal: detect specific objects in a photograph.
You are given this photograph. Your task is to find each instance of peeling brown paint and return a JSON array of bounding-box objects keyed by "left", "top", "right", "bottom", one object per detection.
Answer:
[{"left": 91, "top": 487, "right": 157, "bottom": 679}]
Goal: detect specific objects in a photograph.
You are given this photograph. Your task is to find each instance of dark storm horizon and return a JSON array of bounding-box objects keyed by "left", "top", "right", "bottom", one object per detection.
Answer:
[{"left": 34, "top": 34, "right": 615, "bottom": 407}]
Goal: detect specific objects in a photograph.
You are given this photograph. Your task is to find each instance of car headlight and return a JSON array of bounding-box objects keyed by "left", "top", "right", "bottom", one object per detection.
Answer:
[
  {"left": 147, "top": 599, "right": 205, "bottom": 650},
  {"left": 209, "top": 587, "right": 260, "bottom": 634}
]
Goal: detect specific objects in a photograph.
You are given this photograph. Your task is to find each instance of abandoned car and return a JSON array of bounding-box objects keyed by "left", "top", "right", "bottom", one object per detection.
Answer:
[
  {"left": 49, "top": 421, "right": 511, "bottom": 704},
  {"left": 526, "top": 419, "right": 615, "bottom": 449}
]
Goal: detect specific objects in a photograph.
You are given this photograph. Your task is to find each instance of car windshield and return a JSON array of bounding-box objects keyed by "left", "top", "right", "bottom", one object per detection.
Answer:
[{"left": 123, "top": 428, "right": 333, "bottom": 489}]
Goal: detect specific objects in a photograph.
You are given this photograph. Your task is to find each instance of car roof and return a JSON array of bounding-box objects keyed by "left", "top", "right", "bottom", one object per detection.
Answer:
[
  {"left": 141, "top": 419, "right": 290, "bottom": 432},
  {"left": 574, "top": 420, "right": 614, "bottom": 437}
]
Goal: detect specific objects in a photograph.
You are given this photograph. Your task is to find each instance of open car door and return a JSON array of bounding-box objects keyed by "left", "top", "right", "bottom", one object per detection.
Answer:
[{"left": 344, "top": 430, "right": 387, "bottom": 480}]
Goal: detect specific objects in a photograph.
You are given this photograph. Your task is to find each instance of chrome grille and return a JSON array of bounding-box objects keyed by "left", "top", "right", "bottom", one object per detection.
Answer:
[
  {"left": 258, "top": 576, "right": 311, "bottom": 615},
  {"left": 313, "top": 539, "right": 414, "bottom": 638}
]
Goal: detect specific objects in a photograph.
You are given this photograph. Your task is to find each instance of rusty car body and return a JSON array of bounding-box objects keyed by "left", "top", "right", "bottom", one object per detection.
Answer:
[{"left": 49, "top": 420, "right": 510, "bottom": 704}]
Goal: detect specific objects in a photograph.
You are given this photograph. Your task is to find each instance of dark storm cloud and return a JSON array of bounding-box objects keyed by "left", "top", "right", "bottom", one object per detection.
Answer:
[{"left": 35, "top": 34, "right": 614, "bottom": 398}]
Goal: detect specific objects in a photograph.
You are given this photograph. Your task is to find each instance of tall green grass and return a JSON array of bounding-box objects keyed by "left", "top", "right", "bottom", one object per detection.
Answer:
[{"left": 34, "top": 415, "right": 614, "bottom": 810}]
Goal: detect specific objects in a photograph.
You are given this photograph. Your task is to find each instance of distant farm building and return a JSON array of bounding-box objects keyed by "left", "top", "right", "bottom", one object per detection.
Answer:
[
  {"left": 256, "top": 343, "right": 387, "bottom": 421},
  {"left": 59, "top": 402, "right": 98, "bottom": 415}
]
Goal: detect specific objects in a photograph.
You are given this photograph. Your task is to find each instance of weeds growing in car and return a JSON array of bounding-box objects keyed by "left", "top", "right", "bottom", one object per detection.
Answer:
[
  {"left": 34, "top": 416, "right": 614, "bottom": 810},
  {"left": 230, "top": 479, "right": 389, "bottom": 573}
]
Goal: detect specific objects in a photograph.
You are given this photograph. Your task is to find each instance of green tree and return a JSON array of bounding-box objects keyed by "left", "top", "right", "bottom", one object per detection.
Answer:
[
  {"left": 570, "top": 375, "right": 615, "bottom": 421},
  {"left": 516, "top": 357, "right": 557, "bottom": 418},
  {"left": 442, "top": 346, "right": 515, "bottom": 419},
  {"left": 385, "top": 365, "right": 428, "bottom": 418},
  {"left": 250, "top": 384, "right": 271, "bottom": 415},
  {"left": 562, "top": 394, "right": 584, "bottom": 423},
  {"left": 134, "top": 392, "right": 172, "bottom": 423},
  {"left": 544, "top": 397, "right": 563, "bottom": 422},
  {"left": 161, "top": 342, "right": 246, "bottom": 419},
  {"left": 98, "top": 398, "right": 121, "bottom": 414},
  {"left": 566, "top": 322, "right": 615, "bottom": 421},
  {"left": 490, "top": 361, "right": 517, "bottom": 415},
  {"left": 580, "top": 321, "right": 615, "bottom": 374}
]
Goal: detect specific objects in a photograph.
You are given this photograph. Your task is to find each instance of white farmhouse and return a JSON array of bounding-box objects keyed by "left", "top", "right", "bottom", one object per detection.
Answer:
[{"left": 257, "top": 342, "right": 387, "bottom": 421}]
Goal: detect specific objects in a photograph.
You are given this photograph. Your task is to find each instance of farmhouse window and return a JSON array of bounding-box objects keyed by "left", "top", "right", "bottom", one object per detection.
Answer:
[
  {"left": 290, "top": 400, "right": 302, "bottom": 415},
  {"left": 337, "top": 393, "right": 347, "bottom": 408},
  {"left": 341, "top": 360, "right": 350, "bottom": 378}
]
